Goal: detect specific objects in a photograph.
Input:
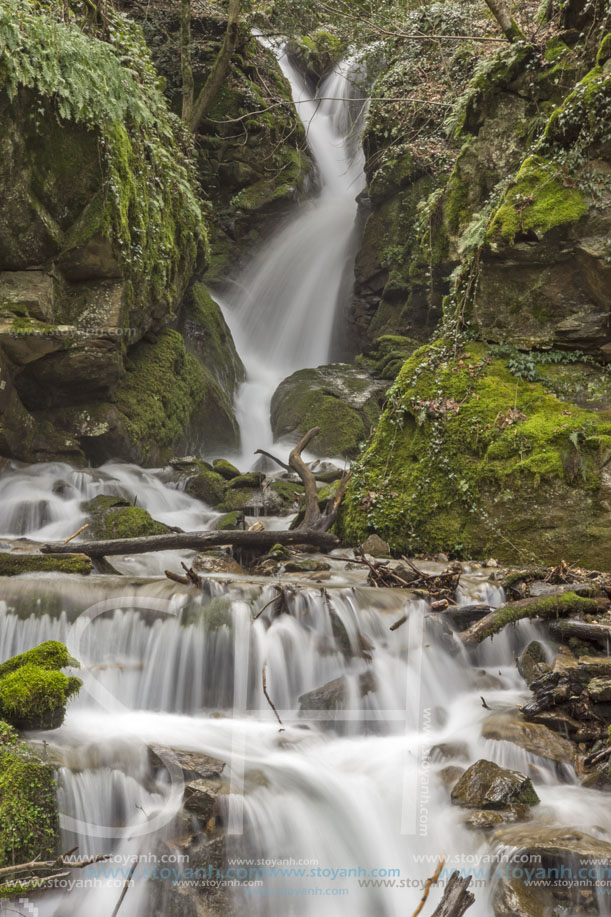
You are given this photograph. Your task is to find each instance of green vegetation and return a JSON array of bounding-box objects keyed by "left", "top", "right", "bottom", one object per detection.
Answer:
[
  {"left": 0, "top": 553, "right": 92, "bottom": 576},
  {"left": 0, "top": 723, "right": 58, "bottom": 869},
  {"left": 185, "top": 471, "right": 227, "bottom": 506},
  {"left": 85, "top": 495, "right": 170, "bottom": 539},
  {"left": 338, "top": 341, "right": 611, "bottom": 565},
  {"left": 0, "top": 641, "right": 81, "bottom": 730}
]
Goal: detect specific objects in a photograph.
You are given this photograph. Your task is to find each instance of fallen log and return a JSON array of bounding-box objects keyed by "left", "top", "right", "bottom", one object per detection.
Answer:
[
  {"left": 41, "top": 529, "right": 340, "bottom": 559},
  {"left": 461, "top": 592, "right": 601, "bottom": 647},
  {"left": 430, "top": 870, "right": 474, "bottom": 917},
  {"left": 547, "top": 618, "right": 611, "bottom": 648}
]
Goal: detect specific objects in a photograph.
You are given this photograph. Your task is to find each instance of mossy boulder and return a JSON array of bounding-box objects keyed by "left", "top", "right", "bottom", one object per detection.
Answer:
[
  {"left": 338, "top": 341, "right": 611, "bottom": 567},
  {"left": 286, "top": 29, "right": 346, "bottom": 86},
  {"left": 450, "top": 759, "right": 539, "bottom": 809},
  {"left": 216, "top": 487, "right": 259, "bottom": 514},
  {"left": 215, "top": 511, "right": 244, "bottom": 531},
  {"left": 180, "top": 284, "right": 245, "bottom": 398},
  {"left": 226, "top": 472, "right": 264, "bottom": 489},
  {"left": 0, "top": 722, "right": 58, "bottom": 867},
  {"left": 0, "top": 552, "right": 92, "bottom": 576},
  {"left": 271, "top": 364, "right": 387, "bottom": 459},
  {"left": 85, "top": 495, "right": 171, "bottom": 540},
  {"left": 62, "top": 330, "right": 240, "bottom": 465},
  {"left": 213, "top": 459, "right": 242, "bottom": 480},
  {"left": 185, "top": 471, "right": 227, "bottom": 507},
  {"left": 0, "top": 641, "right": 81, "bottom": 731}
]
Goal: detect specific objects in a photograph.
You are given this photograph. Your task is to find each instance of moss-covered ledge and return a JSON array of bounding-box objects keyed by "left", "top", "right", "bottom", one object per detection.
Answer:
[{"left": 338, "top": 341, "right": 611, "bottom": 567}]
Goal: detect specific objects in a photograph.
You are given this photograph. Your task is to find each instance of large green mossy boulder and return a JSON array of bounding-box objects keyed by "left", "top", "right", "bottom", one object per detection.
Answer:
[
  {"left": 339, "top": 341, "right": 611, "bottom": 568},
  {"left": 271, "top": 364, "right": 387, "bottom": 459},
  {"left": 0, "top": 641, "right": 81, "bottom": 731},
  {"left": 85, "top": 495, "right": 171, "bottom": 539},
  {"left": 0, "top": 722, "right": 58, "bottom": 867}
]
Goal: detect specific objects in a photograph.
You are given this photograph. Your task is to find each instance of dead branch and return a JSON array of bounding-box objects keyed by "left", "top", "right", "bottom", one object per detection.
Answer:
[
  {"left": 288, "top": 427, "right": 351, "bottom": 532},
  {"left": 262, "top": 662, "right": 284, "bottom": 729},
  {"left": 0, "top": 851, "right": 111, "bottom": 879},
  {"left": 412, "top": 858, "right": 445, "bottom": 917},
  {"left": 253, "top": 586, "right": 283, "bottom": 621},
  {"left": 254, "top": 449, "right": 292, "bottom": 473},
  {"left": 63, "top": 523, "right": 89, "bottom": 545},
  {"left": 390, "top": 614, "right": 408, "bottom": 632},
  {"left": 359, "top": 552, "right": 461, "bottom": 601},
  {"left": 430, "top": 870, "right": 475, "bottom": 916},
  {"left": 111, "top": 858, "right": 139, "bottom": 917},
  {"left": 41, "top": 529, "right": 339, "bottom": 559}
]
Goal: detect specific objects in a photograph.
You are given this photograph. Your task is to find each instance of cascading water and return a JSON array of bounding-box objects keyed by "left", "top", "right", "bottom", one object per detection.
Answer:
[{"left": 218, "top": 46, "right": 368, "bottom": 463}]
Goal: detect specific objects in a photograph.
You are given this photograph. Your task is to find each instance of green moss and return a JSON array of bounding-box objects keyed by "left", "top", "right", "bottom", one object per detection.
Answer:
[
  {"left": 488, "top": 155, "right": 587, "bottom": 244},
  {"left": 86, "top": 495, "right": 170, "bottom": 539},
  {"left": 185, "top": 471, "right": 226, "bottom": 506},
  {"left": 0, "top": 731, "right": 58, "bottom": 867},
  {"left": 226, "top": 472, "right": 264, "bottom": 489},
  {"left": 480, "top": 591, "right": 598, "bottom": 639},
  {"left": 213, "top": 459, "right": 241, "bottom": 480},
  {"left": 0, "top": 641, "right": 79, "bottom": 679},
  {"left": 0, "top": 641, "right": 81, "bottom": 731},
  {"left": 217, "top": 487, "right": 258, "bottom": 513},
  {"left": 216, "top": 511, "right": 243, "bottom": 530},
  {"left": 597, "top": 33, "right": 611, "bottom": 66},
  {"left": 113, "top": 329, "right": 238, "bottom": 463},
  {"left": 0, "top": 553, "right": 92, "bottom": 576},
  {"left": 338, "top": 341, "right": 611, "bottom": 565},
  {"left": 187, "top": 285, "right": 245, "bottom": 397}
]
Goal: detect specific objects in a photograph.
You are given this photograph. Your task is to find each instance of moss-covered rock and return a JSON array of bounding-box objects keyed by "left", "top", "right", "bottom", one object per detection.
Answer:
[
  {"left": 450, "top": 759, "right": 539, "bottom": 809},
  {"left": 0, "top": 552, "right": 92, "bottom": 576},
  {"left": 180, "top": 284, "right": 245, "bottom": 399},
  {"left": 216, "top": 487, "right": 259, "bottom": 514},
  {"left": 286, "top": 29, "right": 346, "bottom": 86},
  {"left": 338, "top": 341, "right": 611, "bottom": 567},
  {"left": 0, "top": 722, "right": 58, "bottom": 867},
  {"left": 0, "top": 641, "right": 81, "bottom": 731},
  {"left": 85, "top": 495, "right": 171, "bottom": 539},
  {"left": 215, "top": 511, "right": 244, "bottom": 531},
  {"left": 185, "top": 471, "right": 227, "bottom": 507},
  {"left": 271, "top": 364, "right": 387, "bottom": 458},
  {"left": 226, "top": 472, "right": 264, "bottom": 489},
  {"left": 213, "top": 459, "right": 242, "bottom": 480}
]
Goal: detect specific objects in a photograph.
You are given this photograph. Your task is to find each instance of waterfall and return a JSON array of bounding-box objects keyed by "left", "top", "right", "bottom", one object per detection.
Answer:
[{"left": 218, "top": 46, "right": 368, "bottom": 463}]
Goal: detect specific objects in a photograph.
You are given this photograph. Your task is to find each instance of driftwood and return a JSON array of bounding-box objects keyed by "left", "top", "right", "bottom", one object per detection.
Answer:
[
  {"left": 360, "top": 553, "right": 461, "bottom": 601},
  {"left": 461, "top": 592, "right": 602, "bottom": 647},
  {"left": 412, "top": 859, "right": 445, "bottom": 916},
  {"left": 111, "top": 858, "right": 139, "bottom": 917},
  {"left": 547, "top": 618, "right": 611, "bottom": 648},
  {"left": 0, "top": 850, "right": 112, "bottom": 897},
  {"left": 288, "top": 427, "right": 352, "bottom": 532},
  {"left": 41, "top": 528, "right": 339, "bottom": 559},
  {"left": 430, "top": 871, "right": 474, "bottom": 917}
]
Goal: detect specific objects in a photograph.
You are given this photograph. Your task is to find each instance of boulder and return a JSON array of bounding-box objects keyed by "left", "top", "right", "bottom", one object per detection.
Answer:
[
  {"left": 0, "top": 640, "right": 81, "bottom": 730},
  {"left": 212, "top": 459, "right": 242, "bottom": 480},
  {"left": 185, "top": 471, "right": 227, "bottom": 507},
  {"left": 284, "top": 559, "right": 331, "bottom": 574},
  {"left": 191, "top": 551, "right": 246, "bottom": 576},
  {"left": 271, "top": 364, "right": 386, "bottom": 458},
  {"left": 299, "top": 672, "right": 376, "bottom": 712},
  {"left": 183, "top": 778, "right": 224, "bottom": 822},
  {"left": 587, "top": 677, "right": 611, "bottom": 703},
  {"left": 148, "top": 745, "right": 225, "bottom": 782},
  {"left": 450, "top": 759, "right": 539, "bottom": 809},
  {"left": 517, "top": 641, "right": 551, "bottom": 688},
  {"left": 361, "top": 534, "right": 390, "bottom": 556},
  {"left": 482, "top": 712, "right": 575, "bottom": 766},
  {"left": 85, "top": 495, "right": 171, "bottom": 540}
]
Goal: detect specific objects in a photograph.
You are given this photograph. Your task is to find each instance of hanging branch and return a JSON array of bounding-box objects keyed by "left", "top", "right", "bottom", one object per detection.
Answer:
[{"left": 262, "top": 662, "right": 284, "bottom": 729}]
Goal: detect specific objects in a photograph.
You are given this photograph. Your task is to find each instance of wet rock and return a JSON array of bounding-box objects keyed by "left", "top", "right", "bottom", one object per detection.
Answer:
[
  {"left": 528, "top": 708, "right": 581, "bottom": 738},
  {"left": 85, "top": 495, "right": 171, "bottom": 540},
  {"left": 212, "top": 458, "right": 241, "bottom": 480},
  {"left": 0, "top": 552, "right": 92, "bottom": 576},
  {"left": 462, "top": 803, "right": 531, "bottom": 831},
  {"left": 482, "top": 712, "right": 575, "bottom": 765},
  {"left": 438, "top": 765, "right": 465, "bottom": 788},
  {"left": 284, "top": 559, "right": 331, "bottom": 573},
  {"left": 588, "top": 677, "right": 611, "bottom": 703},
  {"left": 517, "top": 641, "right": 551, "bottom": 688},
  {"left": 361, "top": 534, "right": 390, "bottom": 556},
  {"left": 581, "top": 760, "right": 611, "bottom": 791},
  {"left": 430, "top": 742, "right": 470, "bottom": 763},
  {"left": 185, "top": 470, "right": 226, "bottom": 507},
  {"left": 191, "top": 551, "right": 246, "bottom": 576},
  {"left": 225, "top": 472, "right": 265, "bottom": 489},
  {"left": 214, "top": 511, "right": 244, "bottom": 531},
  {"left": 299, "top": 671, "right": 376, "bottom": 712},
  {"left": 271, "top": 364, "right": 386, "bottom": 458},
  {"left": 168, "top": 456, "right": 213, "bottom": 475},
  {"left": 183, "top": 778, "right": 225, "bottom": 822},
  {"left": 451, "top": 759, "right": 539, "bottom": 810},
  {"left": 148, "top": 746, "right": 225, "bottom": 782}
]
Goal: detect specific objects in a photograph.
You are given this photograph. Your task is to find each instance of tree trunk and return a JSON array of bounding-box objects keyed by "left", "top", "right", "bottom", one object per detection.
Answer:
[
  {"left": 288, "top": 427, "right": 352, "bottom": 532},
  {"left": 187, "top": 0, "right": 241, "bottom": 133},
  {"left": 483, "top": 0, "right": 524, "bottom": 41},
  {"left": 180, "top": 0, "right": 194, "bottom": 123},
  {"left": 40, "top": 529, "right": 340, "bottom": 559},
  {"left": 461, "top": 592, "right": 602, "bottom": 646}
]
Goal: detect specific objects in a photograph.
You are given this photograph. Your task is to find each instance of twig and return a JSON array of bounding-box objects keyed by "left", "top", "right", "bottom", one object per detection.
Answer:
[
  {"left": 262, "top": 662, "right": 284, "bottom": 729},
  {"left": 254, "top": 449, "right": 292, "bottom": 472},
  {"left": 111, "top": 858, "right": 138, "bottom": 917},
  {"left": 63, "top": 523, "right": 89, "bottom": 545},
  {"left": 412, "top": 858, "right": 445, "bottom": 917},
  {"left": 253, "top": 588, "right": 283, "bottom": 621},
  {"left": 390, "top": 614, "right": 408, "bottom": 632},
  {"left": 0, "top": 851, "right": 110, "bottom": 879},
  {"left": 165, "top": 569, "right": 190, "bottom": 585}
]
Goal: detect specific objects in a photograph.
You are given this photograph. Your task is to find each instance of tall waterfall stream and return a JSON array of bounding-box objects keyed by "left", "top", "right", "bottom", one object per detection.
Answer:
[{"left": 1, "top": 43, "right": 610, "bottom": 917}]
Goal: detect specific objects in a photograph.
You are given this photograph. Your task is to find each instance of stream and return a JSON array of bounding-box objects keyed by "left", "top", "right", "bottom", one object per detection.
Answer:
[{"left": 1, "top": 40, "right": 611, "bottom": 917}]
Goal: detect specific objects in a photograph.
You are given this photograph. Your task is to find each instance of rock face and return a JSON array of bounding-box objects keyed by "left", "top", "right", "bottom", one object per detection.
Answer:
[
  {"left": 271, "top": 364, "right": 387, "bottom": 458},
  {"left": 450, "top": 759, "right": 539, "bottom": 809},
  {"left": 343, "top": 6, "right": 611, "bottom": 567},
  {"left": 0, "top": 0, "right": 242, "bottom": 466}
]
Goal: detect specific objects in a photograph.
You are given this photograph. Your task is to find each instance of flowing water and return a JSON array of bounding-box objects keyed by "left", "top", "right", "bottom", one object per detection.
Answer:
[
  {"left": 1, "top": 41, "right": 611, "bottom": 917},
  {"left": 218, "top": 45, "right": 368, "bottom": 464}
]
